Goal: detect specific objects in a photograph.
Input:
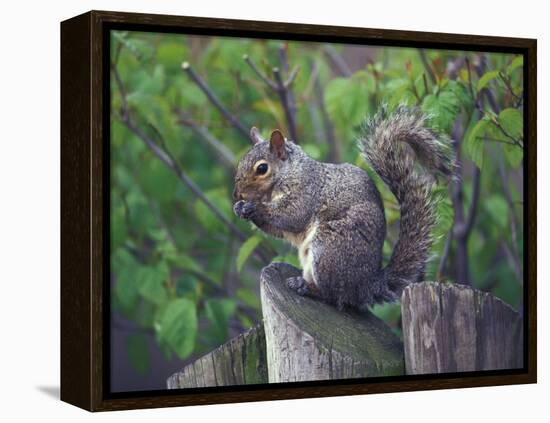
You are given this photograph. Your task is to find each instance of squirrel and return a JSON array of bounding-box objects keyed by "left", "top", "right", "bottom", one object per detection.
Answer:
[{"left": 233, "top": 105, "right": 455, "bottom": 311}]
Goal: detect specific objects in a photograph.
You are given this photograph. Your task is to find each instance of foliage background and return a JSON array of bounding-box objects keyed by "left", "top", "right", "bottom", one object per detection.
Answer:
[{"left": 109, "top": 31, "right": 524, "bottom": 391}]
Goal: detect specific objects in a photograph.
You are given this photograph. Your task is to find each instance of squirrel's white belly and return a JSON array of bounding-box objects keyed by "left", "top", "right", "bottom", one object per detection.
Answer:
[{"left": 283, "top": 223, "right": 318, "bottom": 286}]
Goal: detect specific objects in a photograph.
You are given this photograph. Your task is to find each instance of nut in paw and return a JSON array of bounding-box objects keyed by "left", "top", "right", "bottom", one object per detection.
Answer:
[{"left": 234, "top": 200, "right": 256, "bottom": 220}]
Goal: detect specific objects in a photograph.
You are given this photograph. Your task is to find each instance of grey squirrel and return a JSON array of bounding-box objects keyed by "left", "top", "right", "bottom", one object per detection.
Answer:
[{"left": 233, "top": 106, "right": 455, "bottom": 311}]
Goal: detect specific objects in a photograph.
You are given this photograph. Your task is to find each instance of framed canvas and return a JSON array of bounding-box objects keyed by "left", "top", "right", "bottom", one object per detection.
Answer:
[{"left": 60, "top": 10, "right": 536, "bottom": 411}]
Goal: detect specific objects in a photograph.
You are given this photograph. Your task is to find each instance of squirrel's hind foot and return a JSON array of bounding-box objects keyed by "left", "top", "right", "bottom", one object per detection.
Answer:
[{"left": 285, "top": 276, "right": 310, "bottom": 296}]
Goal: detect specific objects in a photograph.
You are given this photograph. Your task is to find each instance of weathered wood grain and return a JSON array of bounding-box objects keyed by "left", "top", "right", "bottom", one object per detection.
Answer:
[
  {"left": 167, "top": 324, "right": 267, "bottom": 389},
  {"left": 401, "top": 282, "right": 523, "bottom": 374},
  {"left": 260, "top": 263, "right": 405, "bottom": 383}
]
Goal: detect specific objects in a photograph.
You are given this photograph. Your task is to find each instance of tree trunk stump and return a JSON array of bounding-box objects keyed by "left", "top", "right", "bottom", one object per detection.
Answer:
[
  {"left": 166, "top": 324, "right": 267, "bottom": 389},
  {"left": 260, "top": 263, "right": 405, "bottom": 383},
  {"left": 401, "top": 282, "right": 523, "bottom": 374}
]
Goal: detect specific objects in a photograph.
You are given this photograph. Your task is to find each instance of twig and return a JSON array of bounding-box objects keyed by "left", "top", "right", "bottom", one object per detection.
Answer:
[
  {"left": 273, "top": 66, "right": 299, "bottom": 142},
  {"left": 498, "top": 71, "right": 522, "bottom": 104},
  {"left": 437, "top": 230, "right": 453, "bottom": 279},
  {"left": 181, "top": 62, "right": 250, "bottom": 141},
  {"left": 449, "top": 121, "right": 471, "bottom": 286},
  {"left": 277, "top": 45, "right": 299, "bottom": 143},
  {"left": 285, "top": 66, "right": 300, "bottom": 87},
  {"left": 482, "top": 137, "right": 518, "bottom": 146},
  {"left": 422, "top": 73, "right": 430, "bottom": 97},
  {"left": 243, "top": 52, "right": 300, "bottom": 142},
  {"left": 458, "top": 167, "right": 481, "bottom": 239},
  {"left": 492, "top": 118, "right": 524, "bottom": 147},
  {"left": 473, "top": 63, "right": 523, "bottom": 148},
  {"left": 112, "top": 62, "right": 271, "bottom": 264},
  {"left": 418, "top": 49, "right": 436, "bottom": 85},
  {"left": 243, "top": 54, "right": 277, "bottom": 90},
  {"left": 465, "top": 57, "right": 475, "bottom": 100},
  {"left": 174, "top": 109, "right": 236, "bottom": 171},
  {"left": 314, "top": 68, "right": 340, "bottom": 162},
  {"left": 323, "top": 45, "right": 352, "bottom": 77}
]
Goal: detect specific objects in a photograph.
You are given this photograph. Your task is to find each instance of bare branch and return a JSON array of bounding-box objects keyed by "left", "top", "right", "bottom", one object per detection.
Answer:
[
  {"left": 449, "top": 121, "right": 470, "bottom": 286},
  {"left": 175, "top": 109, "right": 237, "bottom": 171},
  {"left": 323, "top": 45, "right": 352, "bottom": 77},
  {"left": 465, "top": 57, "right": 475, "bottom": 100},
  {"left": 422, "top": 73, "right": 429, "bottom": 97},
  {"left": 418, "top": 49, "right": 436, "bottom": 85},
  {"left": 243, "top": 49, "right": 300, "bottom": 142},
  {"left": 111, "top": 62, "right": 271, "bottom": 264},
  {"left": 499, "top": 71, "right": 522, "bottom": 104},
  {"left": 181, "top": 62, "right": 250, "bottom": 140},
  {"left": 455, "top": 166, "right": 481, "bottom": 239},
  {"left": 437, "top": 230, "right": 453, "bottom": 279},
  {"left": 278, "top": 45, "right": 299, "bottom": 143},
  {"left": 243, "top": 54, "right": 278, "bottom": 90},
  {"left": 313, "top": 66, "right": 340, "bottom": 162},
  {"left": 284, "top": 66, "right": 300, "bottom": 88},
  {"left": 273, "top": 66, "right": 299, "bottom": 142}
]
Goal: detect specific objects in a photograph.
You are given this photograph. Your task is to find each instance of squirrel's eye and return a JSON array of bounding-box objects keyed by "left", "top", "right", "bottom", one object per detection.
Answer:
[{"left": 256, "top": 163, "right": 269, "bottom": 175}]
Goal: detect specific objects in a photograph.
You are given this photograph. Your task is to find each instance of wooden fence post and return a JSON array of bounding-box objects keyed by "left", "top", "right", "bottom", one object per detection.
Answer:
[
  {"left": 260, "top": 263, "right": 404, "bottom": 382},
  {"left": 167, "top": 324, "right": 267, "bottom": 389},
  {"left": 401, "top": 282, "right": 523, "bottom": 374},
  {"left": 168, "top": 268, "right": 524, "bottom": 388}
]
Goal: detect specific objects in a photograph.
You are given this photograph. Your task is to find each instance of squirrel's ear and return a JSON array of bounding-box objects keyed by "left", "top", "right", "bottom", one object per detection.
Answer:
[
  {"left": 269, "top": 130, "right": 287, "bottom": 160},
  {"left": 249, "top": 127, "right": 264, "bottom": 145}
]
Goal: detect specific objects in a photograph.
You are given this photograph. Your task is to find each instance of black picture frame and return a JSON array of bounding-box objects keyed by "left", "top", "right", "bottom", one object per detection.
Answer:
[{"left": 61, "top": 10, "right": 537, "bottom": 411}]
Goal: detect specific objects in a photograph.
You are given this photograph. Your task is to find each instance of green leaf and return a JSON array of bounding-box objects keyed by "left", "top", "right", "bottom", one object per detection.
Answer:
[
  {"left": 167, "top": 253, "right": 202, "bottom": 272},
  {"left": 430, "top": 186, "right": 454, "bottom": 251},
  {"left": 236, "top": 288, "right": 260, "bottom": 310},
  {"left": 370, "top": 302, "right": 401, "bottom": 325},
  {"left": 485, "top": 195, "right": 509, "bottom": 229},
  {"left": 157, "top": 42, "right": 188, "bottom": 71},
  {"left": 271, "top": 253, "right": 300, "bottom": 268},
  {"left": 498, "top": 108, "right": 523, "bottom": 140},
  {"left": 126, "top": 334, "right": 150, "bottom": 375},
  {"left": 156, "top": 298, "right": 197, "bottom": 360},
  {"left": 236, "top": 235, "right": 263, "bottom": 272},
  {"left": 463, "top": 118, "right": 488, "bottom": 169},
  {"left": 382, "top": 79, "right": 414, "bottom": 112},
  {"left": 476, "top": 70, "right": 499, "bottom": 92},
  {"left": 136, "top": 65, "right": 165, "bottom": 96},
  {"left": 504, "top": 144, "right": 523, "bottom": 168},
  {"left": 445, "top": 80, "right": 473, "bottom": 111},
  {"left": 138, "top": 155, "right": 178, "bottom": 204},
  {"left": 506, "top": 56, "right": 524, "bottom": 75},
  {"left": 205, "top": 298, "right": 237, "bottom": 340},
  {"left": 324, "top": 74, "right": 370, "bottom": 135},
  {"left": 175, "top": 275, "right": 199, "bottom": 298},
  {"left": 422, "top": 89, "right": 460, "bottom": 133},
  {"left": 194, "top": 188, "right": 232, "bottom": 234},
  {"left": 302, "top": 144, "right": 321, "bottom": 160},
  {"left": 492, "top": 268, "right": 522, "bottom": 309},
  {"left": 111, "top": 205, "right": 127, "bottom": 250},
  {"left": 137, "top": 264, "right": 169, "bottom": 306},
  {"left": 114, "top": 265, "right": 140, "bottom": 313},
  {"left": 112, "top": 31, "right": 154, "bottom": 62}
]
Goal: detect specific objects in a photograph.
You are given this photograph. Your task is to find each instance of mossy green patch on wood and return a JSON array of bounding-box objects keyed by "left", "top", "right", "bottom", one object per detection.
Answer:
[{"left": 261, "top": 263, "right": 405, "bottom": 380}]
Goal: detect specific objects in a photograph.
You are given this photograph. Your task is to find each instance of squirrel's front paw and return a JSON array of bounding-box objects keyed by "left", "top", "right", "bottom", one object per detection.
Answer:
[
  {"left": 286, "top": 276, "right": 309, "bottom": 296},
  {"left": 233, "top": 200, "right": 256, "bottom": 220}
]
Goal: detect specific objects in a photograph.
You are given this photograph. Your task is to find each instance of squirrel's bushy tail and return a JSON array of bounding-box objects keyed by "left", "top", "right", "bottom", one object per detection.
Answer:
[{"left": 358, "top": 105, "right": 455, "bottom": 297}]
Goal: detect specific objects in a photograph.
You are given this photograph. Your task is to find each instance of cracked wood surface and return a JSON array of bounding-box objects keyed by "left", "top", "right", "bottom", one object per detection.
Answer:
[
  {"left": 260, "top": 263, "right": 405, "bottom": 383},
  {"left": 401, "top": 282, "right": 524, "bottom": 374},
  {"left": 167, "top": 266, "right": 523, "bottom": 388},
  {"left": 166, "top": 324, "right": 267, "bottom": 389}
]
